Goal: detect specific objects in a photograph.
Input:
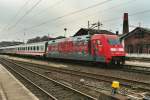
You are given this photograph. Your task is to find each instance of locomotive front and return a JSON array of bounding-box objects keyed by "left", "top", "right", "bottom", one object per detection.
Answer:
[
  {"left": 107, "top": 35, "right": 125, "bottom": 64},
  {"left": 91, "top": 34, "right": 125, "bottom": 64}
]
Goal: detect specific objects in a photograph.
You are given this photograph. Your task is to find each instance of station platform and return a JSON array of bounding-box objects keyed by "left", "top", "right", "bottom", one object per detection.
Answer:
[
  {"left": 0, "top": 64, "right": 38, "bottom": 100},
  {"left": 126, "top": 61, "right": 150, "bottom": 67}
]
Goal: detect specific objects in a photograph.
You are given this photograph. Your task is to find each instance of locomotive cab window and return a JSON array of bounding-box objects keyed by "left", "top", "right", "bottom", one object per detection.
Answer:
[{"left": 108, "top": 38, "right": 120, "bottom": 45}]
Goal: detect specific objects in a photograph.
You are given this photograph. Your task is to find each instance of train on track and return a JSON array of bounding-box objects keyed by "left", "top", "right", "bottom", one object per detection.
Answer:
[{"left": 0, "top": 29, "right": 126, "bottom": 65}]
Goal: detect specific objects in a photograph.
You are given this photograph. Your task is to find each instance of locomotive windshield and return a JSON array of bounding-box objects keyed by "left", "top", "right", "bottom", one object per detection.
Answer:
[{"left": 108, "top": 38, "right": 120, "bottom": 45}]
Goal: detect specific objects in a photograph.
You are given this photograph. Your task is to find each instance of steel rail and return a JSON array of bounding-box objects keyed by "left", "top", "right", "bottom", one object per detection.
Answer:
[
  {"left": 0, "top": 59, "right": 57, "bottom": 100},
  {"left": 0, "top": 58, "right": 97, "bottom": 100},
  {"left": 7, "top": 58, "right": 150, "bottom": 92}
]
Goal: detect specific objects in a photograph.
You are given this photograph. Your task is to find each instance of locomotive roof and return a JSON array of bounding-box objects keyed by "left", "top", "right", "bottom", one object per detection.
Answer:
[
  {"left": 48, "top": 35, "right": 90, "bottom": 44},
  {"left": 73, "top": 28, "right": 115, "bottom": 36}
]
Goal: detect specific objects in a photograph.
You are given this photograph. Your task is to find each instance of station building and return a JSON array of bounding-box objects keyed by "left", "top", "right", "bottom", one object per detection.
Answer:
[{"left": 120, "top": 27, "right": 150, "bottom": 58}]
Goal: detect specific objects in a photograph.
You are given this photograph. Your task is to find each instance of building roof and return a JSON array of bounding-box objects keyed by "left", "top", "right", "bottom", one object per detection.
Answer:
[
  {"left": 120, "top": 27, "right": 150, "bottom": 40},
  {"left": 73, "top": 28, "right": 115, "bottom": 36},
  {"left": 0, "top": 41, "right": 23, "bottom": 47}
]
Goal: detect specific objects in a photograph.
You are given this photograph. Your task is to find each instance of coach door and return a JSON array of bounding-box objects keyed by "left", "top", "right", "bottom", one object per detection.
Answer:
[
  {"left": 92, "top": 40, "right": 98, "bottom": 60},
  {"left": 92, "top": 39, "right": 103, "bottom": 61}
]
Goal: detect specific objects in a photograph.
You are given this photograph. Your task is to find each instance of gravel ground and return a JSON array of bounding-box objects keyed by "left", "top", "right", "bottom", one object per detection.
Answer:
[
  {"left": 14, "top": 60, "right": 148, "bottom": 99},
  {"left": 1, "top": 55, "right": 149, "bottom": 99},
  {"left": 5, "top": 55, "right": 150, "bottom": 84},
  {"left": 2, "top": 59, "right": 95, "bottom": 100}
]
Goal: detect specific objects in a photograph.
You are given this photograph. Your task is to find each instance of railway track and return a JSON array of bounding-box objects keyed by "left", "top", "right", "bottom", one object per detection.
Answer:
[
  {"left": 5, "top": 55, "right": 150, "bottom": 75},
  {"left": 121, "top": 64, "right": 150, "bottom": 75},
  {"left": 4, "top": 58, "right": 150, "bottom": 93},
  {"left": 0, "top": 58, "right": 96, "bottom": 100}
]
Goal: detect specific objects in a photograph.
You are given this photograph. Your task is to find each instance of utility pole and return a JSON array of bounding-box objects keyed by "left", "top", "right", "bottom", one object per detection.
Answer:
[
  {"left": 48, "top": 33, "right": 50, "bottom": 41},
  {"left": 138, "top": 22, "right": 141, "bottom": 27},
  {"left": 88, "top": 21, "right": 90, "bottom": 29},
  {"left": 88, "top": 21, "right": 90, "bottom": 35},
  {"left": 97, "top": 21, "right": 103, "bottom": 30}
]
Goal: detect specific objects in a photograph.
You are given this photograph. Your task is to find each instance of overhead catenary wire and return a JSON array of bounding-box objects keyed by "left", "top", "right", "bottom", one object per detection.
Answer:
[
  {"left": 9, "top": 0, "right": 150, "bottom": 38},
  {"left": 33, "top": 8, "right": 150, "bottom": 37},
  {"left": 14, "top": 7, "right": 150, "bottom": 36},
  {"left": 7, "top": 0, "right": 43, "bottom": 31},
  {"left": 103, "top": 9, "right": 150, "bottom": 23},
  {"left": 51, "top": 0, "right": 136, "bottom": 28},
  {"left": 0, "top": 0, "right": 30, "bottom": 32},
  {"left": 23, "top": 0, "right": 113, "bottom": 31},
  {"left": 30, "top": 0, "right": 65, "bottom": 18},
  {"left": 24, "top": 0, "right": 137, "bottom": 32}
]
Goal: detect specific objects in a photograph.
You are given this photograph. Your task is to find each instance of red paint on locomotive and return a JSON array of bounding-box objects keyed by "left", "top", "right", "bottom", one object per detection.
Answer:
[{"left": 47, "top": 33, "right": 125, "bottom": 64}]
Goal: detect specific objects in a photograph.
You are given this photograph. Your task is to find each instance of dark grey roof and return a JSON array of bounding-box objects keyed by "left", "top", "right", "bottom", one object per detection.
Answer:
[
  {"left": 120, "top": 27, "right": 150, "bottom": 40},
  {"left": 73, "top": 28, "right": 115, "bottom": 36},
  {"left": 0, "top": 41, "right": 23, "bottom": 47}
]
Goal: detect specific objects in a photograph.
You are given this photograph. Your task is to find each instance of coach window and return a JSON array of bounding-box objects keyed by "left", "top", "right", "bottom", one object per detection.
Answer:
[
  {"left": 32, "top": 46, "right": 34, "bottom": 51},
  {"left": 35, "top": 46, "right": 36, "bottom": 51},
  {"left": 41, "top": 46, "right": 44, "bottom": 51},
  {"left": 37, "top": 46, "right": 39, "bottom": 51},
  {"left": 33, "top": 46, "right": 35, "bottom": 51}
]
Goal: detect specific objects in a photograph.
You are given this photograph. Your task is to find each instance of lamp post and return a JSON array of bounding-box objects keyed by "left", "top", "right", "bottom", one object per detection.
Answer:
[
  {"left": 64, "top": 28, "right": 67, "bottom": 37},
  {"left": 23, "top": 32, "right": 26, "bottom": 43}
]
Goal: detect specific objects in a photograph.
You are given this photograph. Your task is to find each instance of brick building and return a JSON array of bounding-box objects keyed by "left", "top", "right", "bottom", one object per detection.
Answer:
[{"left": 120, "top": 27, "right": 150, "bottom": 54}]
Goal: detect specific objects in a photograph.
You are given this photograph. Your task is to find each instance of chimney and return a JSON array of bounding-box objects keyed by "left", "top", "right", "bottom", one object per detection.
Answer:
[{"left": 123, "top": 13, "right": 129, "bottom": 34}]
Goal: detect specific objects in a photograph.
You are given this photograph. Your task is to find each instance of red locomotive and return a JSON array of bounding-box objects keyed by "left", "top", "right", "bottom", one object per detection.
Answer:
[
  {"left": 46, "top": 29, "right": 125, "bottom": 64},
  {"left": 0, "top": 28, "right": 125, "bottom": 64}
]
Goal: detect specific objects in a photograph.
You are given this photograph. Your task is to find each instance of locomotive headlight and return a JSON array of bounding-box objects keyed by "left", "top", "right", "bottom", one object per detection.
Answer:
[
  {"left": 118, "top": 48, "right": 124, "bottom": 51},
  {"left": 110, "top": 48, "right": 116, "bottom": 51}
]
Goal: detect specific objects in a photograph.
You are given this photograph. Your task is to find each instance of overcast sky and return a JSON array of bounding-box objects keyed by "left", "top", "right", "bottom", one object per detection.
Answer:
[{"left": 0, "top": 0, "right": 150, "bottom": 42}]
